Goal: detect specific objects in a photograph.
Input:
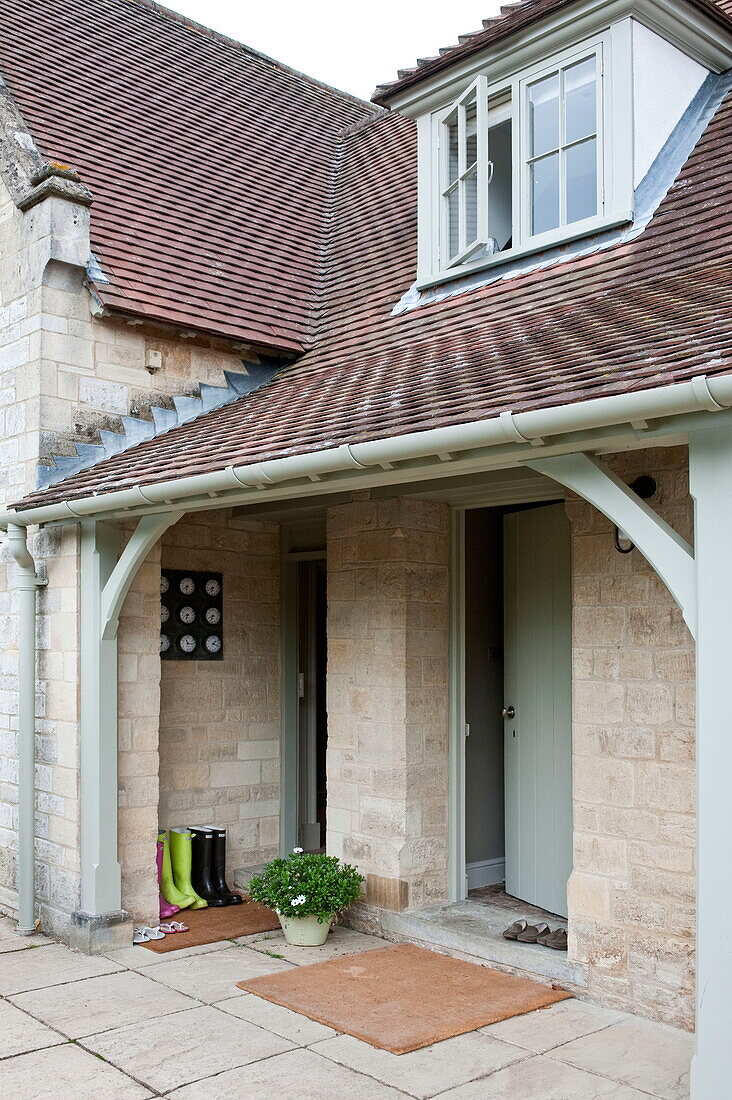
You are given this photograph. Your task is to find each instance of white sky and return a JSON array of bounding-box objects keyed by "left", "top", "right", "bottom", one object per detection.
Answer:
[{"left": 164, "top": 1, "right": 505, "bottom": 100}]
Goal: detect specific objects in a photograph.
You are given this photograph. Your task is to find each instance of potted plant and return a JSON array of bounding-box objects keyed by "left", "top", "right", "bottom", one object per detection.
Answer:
[{"left": 248, "top": 849, "right": 364, "bottom": 946}]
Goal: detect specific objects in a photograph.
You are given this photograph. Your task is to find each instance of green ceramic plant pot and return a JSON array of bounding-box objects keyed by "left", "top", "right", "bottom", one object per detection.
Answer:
[{"left": 279, "top": 913, "right": 332, "bottom": 946}]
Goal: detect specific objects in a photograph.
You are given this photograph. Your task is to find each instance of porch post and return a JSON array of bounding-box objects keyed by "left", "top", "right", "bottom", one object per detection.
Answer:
[
  {"left": 688, "top": 425, "right": 732, "bottom": 1098},
  {"left": 74, "top": 519, "right": 128, "bottom": 951}
]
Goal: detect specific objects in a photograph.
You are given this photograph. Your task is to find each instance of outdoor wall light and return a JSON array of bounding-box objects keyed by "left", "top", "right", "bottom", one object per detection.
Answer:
[{"left": 614, "top": 476, "right": 657, "bottom": 554}]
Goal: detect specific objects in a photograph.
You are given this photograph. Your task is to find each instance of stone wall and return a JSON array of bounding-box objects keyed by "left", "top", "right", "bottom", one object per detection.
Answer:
[
  {"left": 326, "top": 495, "right": 451, "bottom": 913},
  {"left": 157, "top": 510, "right": 281, "bottom": 876},
  {"left": 568, "top": 445, "right": 696, "bottom": 1029}
]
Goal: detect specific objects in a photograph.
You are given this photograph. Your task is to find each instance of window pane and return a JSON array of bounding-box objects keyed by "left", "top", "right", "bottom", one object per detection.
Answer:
[
  {"left": 488, "top": 119, "right": 512, "bottom": 251},
  {"left": 465, "top": 169, "right": 478, "bottom": 245},
  {"left": 447, "top": 118, "right": 459, "bottom": 183},
  {"left": 447, "top": 186, "right": 459, "bottom": 258},
  {"left": 531, "top": 152, "right": 559, "bottom": 234},
  {"left": 566, "top": 137, "right": 597, "bottom": 223},
  {"left": 465, "top": 103, "right": 478, "bottom": 169},
  {"left": 565, "top": 57, "right": 596, "bottom": 145},
  {"left": 529, "top": 73, "right": 559, "bottom": 158}
]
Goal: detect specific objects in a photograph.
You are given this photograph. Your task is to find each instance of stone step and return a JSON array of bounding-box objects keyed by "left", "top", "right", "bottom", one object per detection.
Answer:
[{"left": 379, "top": 900, "right": 588, "bottom": 989}]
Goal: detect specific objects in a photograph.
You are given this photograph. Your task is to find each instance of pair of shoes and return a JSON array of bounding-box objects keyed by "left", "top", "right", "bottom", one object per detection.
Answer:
[
  {"left": 190, "top": 827, "right": 242, "bottom": 907},
  {"left": 158, "top": 829, "right": 207, "bottom": 911},
  {"left": 133, "top": 925, "right": 166, "bottom": 944},
  {"left": 502, "top": 919, "right": 567, "bottom": 951},
  {"left": 159, "top": 920, "right": 189, "bottom": 934}
]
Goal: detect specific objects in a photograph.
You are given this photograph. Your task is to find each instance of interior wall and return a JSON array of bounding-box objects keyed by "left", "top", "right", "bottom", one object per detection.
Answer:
[
  {"left": 157, "top": 509, "right": 281, "bottom": 876},
  {"left": 464, "top": 509, "right": 505, "bottom": 885}
]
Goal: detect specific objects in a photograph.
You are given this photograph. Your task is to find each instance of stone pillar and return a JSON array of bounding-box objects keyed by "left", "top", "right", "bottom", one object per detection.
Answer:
[{"left": 326, "top": 495, "right": 450, "bottom": 912}]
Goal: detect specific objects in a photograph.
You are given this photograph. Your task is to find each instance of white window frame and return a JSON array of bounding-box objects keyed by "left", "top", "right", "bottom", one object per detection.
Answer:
[
  {"left": 419, "top": 25, "right": 634, "bottom": 288},
  {"left": 439, "top": 76, "right": 489, "bottom": 268}
]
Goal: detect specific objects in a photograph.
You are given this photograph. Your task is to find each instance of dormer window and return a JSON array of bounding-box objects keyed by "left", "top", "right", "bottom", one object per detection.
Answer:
[{"left": 417, "top": 30, "right": 638, "bottom": 287}]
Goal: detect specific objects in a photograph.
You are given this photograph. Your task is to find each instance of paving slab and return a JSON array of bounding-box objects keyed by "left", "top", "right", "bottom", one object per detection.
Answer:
[
  {"left": 11, "top": 968, "right": 196, "bottom": 1038},
  {"left": 83, "top": 1003, "right": 293, "bottom": 1092},
  {"left": 0, "top": 1000, "right": 65, "bottom": 1059},
  {"left": 548, "top": 1016, "right": 693, "bottom": 1100},
  {"left": 241, "top": 925, "right": 387, "bottom": 966},
  {"left": 141, "top": 943, "right": 292, "bottom": 1003},
  {"left": 214, "top": 992, "right": 337, "bottom": 1044},
  {"left": 104, "top": 938, "right": 233, "bottom": 968},
  {"left": 0, "top": 918, "right": 52, "bottom": 954},
  {"left": 480, "top": 998, "right": 625, "bottom": 1052},
  {"left": 0, "top": 1042, "right": 153, "bottom": 1098},
  {"left": 0, "top": 941, "right": 123, "bottom": 995},
  {"left": 166, "top": 1046, "right": 408, "bottom": 1099},
  {"left": 315, "top": 1031, "right": 527, "bottom": 1098},
  {"left": 436, "top": 1052, "right": 654, "bottom": 1098}
]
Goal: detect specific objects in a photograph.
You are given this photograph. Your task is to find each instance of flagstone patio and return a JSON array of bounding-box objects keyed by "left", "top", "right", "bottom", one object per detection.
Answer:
[{"left": 0, "top": 915, "right": 693, "bottom": 1098}]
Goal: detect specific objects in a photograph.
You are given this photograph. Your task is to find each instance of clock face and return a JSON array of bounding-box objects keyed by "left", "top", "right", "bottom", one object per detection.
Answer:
[
  {"left": 179, "top": 605, "right": 196, "bottom": 625},
  {"left": 161, "top": 605, "right": 170, "bottom": 623},
  {"left": 179, "top": 634, "right": 196, "bottom": 654},
  {"left": 205, "top": 606, "right": 221, "bottom": 625},
  {"left": 204, "top": 634, "right": 222, "bottom": 654},
  {"left": 160, "top": 634, "right": 170, "bottom": 653},
  {"left": 160, "top": 576, "right": 169, "bottom": 594},
  {"left": 179, "top": 576, "right": 195, "bottom": 595},
  {"left": 205, "top": 578, "right": 221, "bottom": 597}
]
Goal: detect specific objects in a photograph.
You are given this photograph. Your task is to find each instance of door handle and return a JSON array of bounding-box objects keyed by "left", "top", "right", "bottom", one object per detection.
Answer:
[{"left": 501, "top": 706, "right": 515, "bottom": 719}]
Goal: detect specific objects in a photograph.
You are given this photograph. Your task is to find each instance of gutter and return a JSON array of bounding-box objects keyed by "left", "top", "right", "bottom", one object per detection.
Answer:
[
  {"left": 1, "top": 372, "right": 731, "bottom": 531},
  {"left": 5, "top": 526, "right": 45, "bottom": 934}
]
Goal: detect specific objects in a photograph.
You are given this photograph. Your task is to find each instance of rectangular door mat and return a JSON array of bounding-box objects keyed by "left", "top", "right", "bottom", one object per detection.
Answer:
[
  {"left": 238, "top": 942, "right": 572, "bottom": 1053},
  {"left": 141, "top": 899, "right": 280, "bottom": 952}
]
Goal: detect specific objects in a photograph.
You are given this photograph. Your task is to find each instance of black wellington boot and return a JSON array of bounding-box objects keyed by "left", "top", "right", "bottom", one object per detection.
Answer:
[
  {"left": 190, "top": 828, "right": 226, "bottom": 906},
  {"left": 211, "top": 827, "right": 242, "bottom": 904}
]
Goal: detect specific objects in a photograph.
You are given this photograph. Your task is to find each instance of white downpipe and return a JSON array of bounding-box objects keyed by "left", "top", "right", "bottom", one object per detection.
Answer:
[
  {"left": 2, "top": 373, "right": 732, "bottom": 531},
  {"left": 5, "top": 525, "right": 43, "bottom": 934}
]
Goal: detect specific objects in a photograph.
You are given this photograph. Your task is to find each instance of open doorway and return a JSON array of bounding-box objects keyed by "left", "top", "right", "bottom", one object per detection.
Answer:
[
  {"left": 296, "top": 559, "right": 328, "bottom": 852},
  {"left": 463, "top": 502, "right": 572, "bottom": 919}
]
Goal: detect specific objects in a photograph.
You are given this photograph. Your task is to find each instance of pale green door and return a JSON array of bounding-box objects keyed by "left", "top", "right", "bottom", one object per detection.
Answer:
[{"left": 503, "top": 504, "right": 572, "bottom": 917}]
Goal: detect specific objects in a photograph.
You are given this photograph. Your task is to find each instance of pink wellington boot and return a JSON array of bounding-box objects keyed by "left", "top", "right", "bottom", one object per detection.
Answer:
[{"left": 157, "top": 840, "right": 180, "bottom": 921}]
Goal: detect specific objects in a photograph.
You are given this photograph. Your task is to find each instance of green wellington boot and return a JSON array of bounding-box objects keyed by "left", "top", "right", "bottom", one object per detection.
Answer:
[
  {"left": 158, "top": 830, "right": 196, "bottom": 910},
  {"left": 169, "top": 827, "right": 208, "bottom": 909}
]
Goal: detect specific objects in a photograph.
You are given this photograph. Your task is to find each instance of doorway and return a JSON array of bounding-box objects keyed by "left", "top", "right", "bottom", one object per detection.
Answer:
[
  {"left": 296, "top": 559, "right": 328, "bottom": 852},
  {"left": 462, "top": 502, "right": 572, "bottom": 917}
]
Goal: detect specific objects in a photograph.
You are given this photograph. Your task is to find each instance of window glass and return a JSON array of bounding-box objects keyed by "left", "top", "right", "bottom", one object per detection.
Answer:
[
  {"left": 465, "top": 169, "right": 478, "bottom": 244},
  {"left": 565, "top": 137, "right": 597, "bottom": 222},
  {"left": 531, "top": 152, "right": 560, "bottom": 235},
  {"left": 448, "top": 118, "right": 459, "bottom": 182},
  {"left": 465, "top": 104, "right": 478, "bottom": 168},
  {"left": 529, "top": 74, "right": 559, "bottom": 158},
  {"left": 447, "top": 185, "right": 459, "bottom": 258},
  {"left": 564, "top": 57, "right": 596, "bottom": 145}
]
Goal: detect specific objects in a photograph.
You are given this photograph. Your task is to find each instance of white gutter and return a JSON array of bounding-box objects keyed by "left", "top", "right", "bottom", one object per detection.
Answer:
[
  {"left": 1, "top": 372, "right": 731, "bottom": 530},
  {"left": 5, "top": 525, "right": 45, "bottom": 934}
]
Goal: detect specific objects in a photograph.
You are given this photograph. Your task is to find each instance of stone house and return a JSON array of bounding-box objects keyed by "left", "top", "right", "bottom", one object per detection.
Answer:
[{"left": 0, "top": 0, "right": 731, "bottom": 1094}]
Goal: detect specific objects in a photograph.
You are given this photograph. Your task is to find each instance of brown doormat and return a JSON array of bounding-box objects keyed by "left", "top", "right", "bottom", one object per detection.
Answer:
[
  {"left": 238, "top": 942, "right": 572, "bottom": 1053},
  {"left": 141, "top": 898, "right": 280, "bottom": 953}
]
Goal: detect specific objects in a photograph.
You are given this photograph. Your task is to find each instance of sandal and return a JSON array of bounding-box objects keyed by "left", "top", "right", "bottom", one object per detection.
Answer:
[
  {"left": 502, "top": 919, "right": 528, "bottom": 940},
  {"left": 133, "top": 928, "right": 150, "bottom": 944},
  {"left": 137, "top": 925, "right": 165, "bottom": 940},
  {"left": 168, "top": 920, "right": 189, "bottom": 932},
  {"left": 543, "top": 927, "right": 568, "bottom": 951},
  {"left": 516, "top": 922, "right": 551, "bottom": 943}
]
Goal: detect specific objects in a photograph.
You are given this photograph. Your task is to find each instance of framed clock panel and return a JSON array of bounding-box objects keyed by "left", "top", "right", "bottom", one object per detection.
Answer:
[{"left": 160, "top": 569, "right": 223, "bottom": 660}]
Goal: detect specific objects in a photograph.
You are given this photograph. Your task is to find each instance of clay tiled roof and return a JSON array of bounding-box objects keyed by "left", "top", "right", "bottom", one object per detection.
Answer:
[
  {"left": 14, "top": 78, "right": 732, "bottom": 511},
  {"left": 372, "top": 0, "right": 732, "bottom": 105},
  {"left": 0, "top": 0, "right": 374, "bottom": 352}
]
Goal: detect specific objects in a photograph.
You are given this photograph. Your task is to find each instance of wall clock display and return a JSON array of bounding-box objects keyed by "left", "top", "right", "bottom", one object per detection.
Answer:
[{"left": 160, "top": 568, "right": 223, "bottom": 660}]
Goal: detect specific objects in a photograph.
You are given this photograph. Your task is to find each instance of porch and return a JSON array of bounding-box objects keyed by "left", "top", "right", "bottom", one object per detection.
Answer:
[{"left": 0, "top": 910, "right": 693, "bottom": 1098}]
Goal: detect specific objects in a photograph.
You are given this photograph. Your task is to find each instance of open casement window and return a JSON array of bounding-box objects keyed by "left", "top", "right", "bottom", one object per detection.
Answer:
[
  {"left": 441, "top": 77, "right": 489, "bottom": 268},
  {"left": 522, "top": 48, "right": 602, "bottom": 241}
]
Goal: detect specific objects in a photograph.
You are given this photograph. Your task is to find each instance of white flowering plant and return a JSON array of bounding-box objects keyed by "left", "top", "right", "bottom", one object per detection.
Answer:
[{"left": 248, "top": 850, "right": 364, "bottom": 922}]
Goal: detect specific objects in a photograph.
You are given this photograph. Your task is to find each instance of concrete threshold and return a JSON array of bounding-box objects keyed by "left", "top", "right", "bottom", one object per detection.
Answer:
[{"left": 380, "top": 900, "right": 588, "bottom": 989}]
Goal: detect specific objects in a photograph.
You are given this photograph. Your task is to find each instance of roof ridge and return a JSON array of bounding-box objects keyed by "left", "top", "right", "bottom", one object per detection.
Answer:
[{"left": 124, "top": 0, "right": 374, "bottom": 114}]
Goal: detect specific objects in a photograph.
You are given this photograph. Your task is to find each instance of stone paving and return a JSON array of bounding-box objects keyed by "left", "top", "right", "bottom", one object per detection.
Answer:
[{"left": 0, "top": 915, "right": 693, "bottom": 1098}]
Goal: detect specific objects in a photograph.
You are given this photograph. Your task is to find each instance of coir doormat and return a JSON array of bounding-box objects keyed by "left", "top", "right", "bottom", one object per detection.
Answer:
[
  {"left": 238, "top": 942, "right": 572, "bottom": 1053},
  {"left": 141, "top": 898, "right": 280, "bottom": 953}
]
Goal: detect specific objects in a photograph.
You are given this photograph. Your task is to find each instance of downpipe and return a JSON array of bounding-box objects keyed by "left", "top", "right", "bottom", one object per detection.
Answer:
[{"left": 5, "top": 524, "right": 45, "bottom": 935}]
